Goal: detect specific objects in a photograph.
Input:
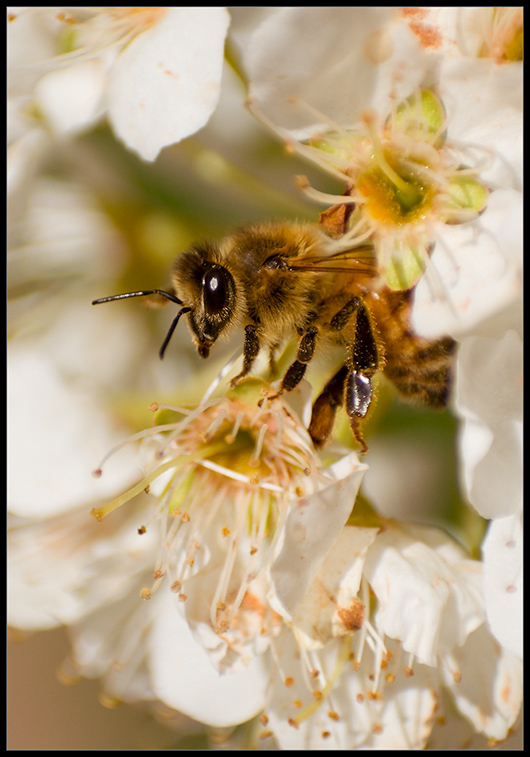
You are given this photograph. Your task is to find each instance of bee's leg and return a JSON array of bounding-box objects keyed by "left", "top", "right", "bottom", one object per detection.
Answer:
[
  {"left": 280, "top": 326, "right": 318, "bottom": 393},
  {"left": 310, "top": 297, "right": 377, "bottom": 452},
  {"left": 329, "top": 296, "right": 362, "bottom": 332},
  {"left": 344, "top": 372, "right": 371, "bottom": 454},
  {"left": 343, "top": 302, "right": 378, "bottom": 454},
  {"left": 231, "top": 324, "right": 261, "bottom": 387},
  {"left": 267, "top": 342, "right": 281, "bottom": 378},
  {"left": 308, "top": 364, "right": 349, "bottom": 447}
]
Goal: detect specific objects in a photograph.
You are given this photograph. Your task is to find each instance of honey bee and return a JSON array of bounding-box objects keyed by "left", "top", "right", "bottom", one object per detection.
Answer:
[{"left": 92, "top": 221, "right": 455, "bottom": 452}]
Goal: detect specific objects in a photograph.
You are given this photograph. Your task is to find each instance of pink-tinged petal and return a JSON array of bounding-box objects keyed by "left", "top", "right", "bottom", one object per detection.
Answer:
[{"left": 482, "top": 514, "right": 522, "bottom": 658}]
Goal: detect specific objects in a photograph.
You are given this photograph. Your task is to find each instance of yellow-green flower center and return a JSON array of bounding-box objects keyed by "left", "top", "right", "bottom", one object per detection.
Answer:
[{"left": 357, "top": 155, "right": 433, "bottom": 227}]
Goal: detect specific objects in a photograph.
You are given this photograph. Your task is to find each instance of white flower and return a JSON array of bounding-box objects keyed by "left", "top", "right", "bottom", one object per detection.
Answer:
[
  {"left": 8, "top": 178, "right": 142, "bottom": 518},
  {"left": 8, "top": 7, "right": 230, "bottom": 160},
  {"left": 243, "top": 7, "right": 522, "bottom": 332},
  {"left": 455, "top": 329, "right": 523, "bottom": 660},
  {"left": 9, "top": 381, "right": 367, "bottom": 729},
  {"left": 241, "top": 7, "right": 523, "bottom": 703},
  {"left": 261, "top": 520, "right": 521, "bottom": 748}
]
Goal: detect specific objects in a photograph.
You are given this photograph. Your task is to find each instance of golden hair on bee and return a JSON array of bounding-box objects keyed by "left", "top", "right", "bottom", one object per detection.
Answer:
[{"left": 93, "top": 220, "right": 455, "bottom": 452}]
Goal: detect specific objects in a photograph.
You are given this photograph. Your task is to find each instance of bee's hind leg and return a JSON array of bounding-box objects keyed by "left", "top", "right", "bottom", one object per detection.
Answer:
[
  {"left": 309, "top": 298, "right": 377, "bottom": 454},
  {"left": 308, "top": 364, "right": 348, "bottom": 447}
]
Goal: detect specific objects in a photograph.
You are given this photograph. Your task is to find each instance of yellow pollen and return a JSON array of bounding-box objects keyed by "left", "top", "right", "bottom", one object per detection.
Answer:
[{"left": 362, "top": 112, "right": 424, "bottom": 213}]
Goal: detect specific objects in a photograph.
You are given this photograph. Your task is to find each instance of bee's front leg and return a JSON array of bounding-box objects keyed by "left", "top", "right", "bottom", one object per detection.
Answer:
[{"left": 231, "top": 324, "right": 260, "bottom": 387}]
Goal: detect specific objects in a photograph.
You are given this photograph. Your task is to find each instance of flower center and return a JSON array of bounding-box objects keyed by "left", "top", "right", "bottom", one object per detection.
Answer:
[
  {"left": 271, "top": 88, "right": 489, "bottom": 290},
  {"left": 357, "top": 152, "right": 432, "bottom": 227},
  {"left": 91, "top": 380, "right": 322, "bottom": 633}
]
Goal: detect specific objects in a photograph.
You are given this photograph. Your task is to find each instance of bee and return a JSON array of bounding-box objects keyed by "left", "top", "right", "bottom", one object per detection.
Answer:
[{"left": 92, "top": 221, "right": 455, "bottom": 452}]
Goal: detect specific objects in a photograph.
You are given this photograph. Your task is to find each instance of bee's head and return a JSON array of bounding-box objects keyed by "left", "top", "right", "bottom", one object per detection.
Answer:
[{"left": 171, "top": 243, "right": 240, "bottom": 359}]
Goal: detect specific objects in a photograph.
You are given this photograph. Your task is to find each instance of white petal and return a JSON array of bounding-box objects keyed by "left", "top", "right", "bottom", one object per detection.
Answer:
[
  {"left": 34, "top": 60, "right": 107, "bottom": 135},
  {"left": 412, "top": 190, "right": 522, "bottom": 339},
  {"left": 364, "top": 524, "right": 484, "bottom": 666},
  {"left": 108, "top": 8, "right": 230, "bottom": 161},
  {"left": 7, "top": 341, "right": 138, "bottom": 518},
  {"left": 439, "top": 57, "right": 523, "bottom": 189},
  {"left": 441, "top": 624, "right": 522, "bottom": 741},
  {"left": 455, "top": 331, "right": 523, "bottom": 518},
  {"left": 180, "top": 553, "right": 275, "bottom": 673},
  {"left": 245, "top": 7, "right": 429, "bottom": 136},
  {"left": 149, "top": 590, "right": 268, "bottom": 727},
  {"left": 482, "top": 514, "right": 522, "bottom": 658},
  {"left": 8, "top": 506, "right": 157, "bottom": 631},
  {"left": 289, "top": 525, "right": 378, "bottom": 649},
  {"left": 270, "top": 453, "right": 366, "bottom": 618}
]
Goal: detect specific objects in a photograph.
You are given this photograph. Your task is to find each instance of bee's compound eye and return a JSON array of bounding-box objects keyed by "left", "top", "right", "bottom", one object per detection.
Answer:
[{"left": 202, "top": 266, "right": 231, "bottom": 315}]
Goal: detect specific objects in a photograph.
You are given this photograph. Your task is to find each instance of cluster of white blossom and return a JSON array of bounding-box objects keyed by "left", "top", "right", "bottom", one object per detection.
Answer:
[{"left": 8, "top": 7, "right": 522, "bottom": 750}]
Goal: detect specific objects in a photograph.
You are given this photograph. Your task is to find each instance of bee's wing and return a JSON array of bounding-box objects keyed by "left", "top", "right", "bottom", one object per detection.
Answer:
[{"left": 287, "top": 246, "right": 378, "bottom": 275}]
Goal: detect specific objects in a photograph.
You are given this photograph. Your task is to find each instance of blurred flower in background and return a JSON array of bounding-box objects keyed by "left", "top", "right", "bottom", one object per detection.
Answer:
[{"left": 8, "top": 7, "right": 522, "bottom": 750}]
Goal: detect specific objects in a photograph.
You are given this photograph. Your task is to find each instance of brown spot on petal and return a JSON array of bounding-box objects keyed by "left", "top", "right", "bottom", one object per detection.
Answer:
[
  {"left": 337, "top": 598, "right": 364, "bottom": 630},
  {"left": 407, "top": 19, "right": 442, "bottom": 49}
]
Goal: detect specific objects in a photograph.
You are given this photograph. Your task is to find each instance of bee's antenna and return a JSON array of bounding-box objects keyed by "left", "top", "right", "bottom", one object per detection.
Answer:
[
  {"left": 92, "top": 289, "right": 183, "bottom": 306},
  {"left": 159, "top": 307, "right": 192, "bottom": 360},
  {"left": 92, "top": 289, "right": 191, "bottom": 359}
]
